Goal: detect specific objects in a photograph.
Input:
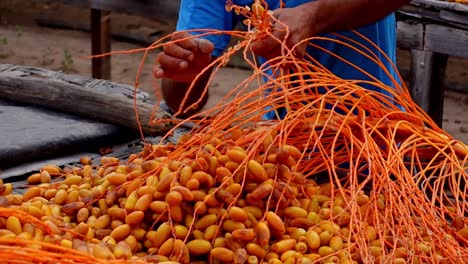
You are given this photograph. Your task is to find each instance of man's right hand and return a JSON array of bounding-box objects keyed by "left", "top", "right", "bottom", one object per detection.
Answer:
[{"left": 153, "top": 32, "right": 215, "bottom": 83}]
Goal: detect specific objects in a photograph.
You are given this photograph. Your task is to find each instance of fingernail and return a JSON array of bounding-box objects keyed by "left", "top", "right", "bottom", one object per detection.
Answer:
[
  {"left": 179, "top": 61, "right": 188, "bottom": 70},
  {"left": 155, "top": 69, "right": 163, "bottom": 78},
  {"left": 188, "top": 53, "right": 194, "bottom": 61}
]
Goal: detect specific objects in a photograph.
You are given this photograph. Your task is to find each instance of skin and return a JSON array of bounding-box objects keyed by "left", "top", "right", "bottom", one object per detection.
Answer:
[
  {"left": 154, "top": 0, "right": 411, "bottom": 116},
  {"left": 155, "top": 32, "right": 215, "bottom": 117}
]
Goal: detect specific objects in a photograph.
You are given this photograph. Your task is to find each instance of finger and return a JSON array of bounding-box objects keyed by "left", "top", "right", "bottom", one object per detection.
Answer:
[
  {"left": 286, "top": 34, "right": 308, "bottom": 58},
  {"left": 272, "top": 19, "right": 287, "bottom": 36},
  {"left": 251, "top": 37, "right": 277, "bottom": 54},
  {"left": 163, "top": 42, "right": 194, "bottom": 62},
  {"left": 251, "top": 42, "right": 281, "bottom": 60},
  {"left": 153, "top": 66, "right": 164, "bottom": 78},
  {"left": 269, "top": 9, "right": 283, "bottom": 28},
  {"left": 251, "top": 27, "right": 284, "bottom": 55},
  {"left": 195, "top": 38, "right": 215, "bottom": 54},
  {"left": 291, "top": 42, "right": 307, "bottom": 58},
  {"left": 156, "top": 53, "right": 189, "bottom": 73},
  {"left": 271, "top": 9, "right": 281, "bottom": 20},
  {"left": 172, "top": 31, "right": 198, "bottom": 51}
]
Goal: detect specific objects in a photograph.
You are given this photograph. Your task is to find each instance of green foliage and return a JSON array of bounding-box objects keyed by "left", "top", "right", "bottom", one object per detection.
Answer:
[
  {"left": 41, "top": 47, "right": 54, "bottom": 66},
  {"left": 0, "top": 36, "right": 7, "bottom": 45},
  {"left": 0, "top": 36, "right": 8, "bottom": 59},
  {"left": 61, "top": 48, "right": 74, "bottom": 72},
  {"left": 15, "top": 25, "right": 23, "bottom": 38}
]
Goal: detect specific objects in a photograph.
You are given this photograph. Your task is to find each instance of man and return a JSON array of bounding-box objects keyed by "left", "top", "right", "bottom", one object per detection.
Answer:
[{"left": 153, "top": 0, "right": 410, "bottom": 118}]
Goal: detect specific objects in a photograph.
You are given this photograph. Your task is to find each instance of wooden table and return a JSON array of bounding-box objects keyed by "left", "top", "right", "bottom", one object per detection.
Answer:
[{"left": 396, "top": 0, "right": 468, "bottom": 126}]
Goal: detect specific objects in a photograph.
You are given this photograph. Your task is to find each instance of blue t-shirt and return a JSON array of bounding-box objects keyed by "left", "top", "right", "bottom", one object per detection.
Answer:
[{"left": 176, "top": 0, "right": 400, "bottom": 118}]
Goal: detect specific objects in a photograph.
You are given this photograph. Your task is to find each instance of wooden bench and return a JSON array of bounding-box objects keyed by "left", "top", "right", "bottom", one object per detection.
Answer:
[{"left": 397, "top": 0, "right": 468, "bottom": 126}]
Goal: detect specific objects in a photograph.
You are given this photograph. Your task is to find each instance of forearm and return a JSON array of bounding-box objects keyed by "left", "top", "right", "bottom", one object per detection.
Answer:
[{"left": 304, "top": 0, "right": 410, "bottom": 35}]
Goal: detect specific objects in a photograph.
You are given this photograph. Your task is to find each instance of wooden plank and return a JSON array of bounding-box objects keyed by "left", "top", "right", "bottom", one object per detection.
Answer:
[
  {"left": 427, "top": 52, "right": 448, "bottom": 126},
  {"left": 409, "top": 50, "right": 448, "bottom": 126},
  {"left": 440, "top": 10, "right": 468, "bottom": 26},
  {"left": 399, "top": 4, "right": 444, "bottom": 22},
  {"left": 0, "top": 64, "right": 151, "bottom": 102},
  {"left": 36, "top": 0, "right": 180, "bottom": 18},
  {"left": 411, "top": 0, "right": 468, "bottom": 14},
  {"left": 397, "top": 21, "right": 424, "bottom": 50},
  {"left": 398, "top": 4, "right": 468, "bottom": 29},
  {"left": 424, "top": 24, "right": 468, "bottom": 58},
  {"left": 0, "top": 73, "right": 172, "bottom": 136},
  {"left": 91, "top": 9, "right": 111, "bottom": 80},
  {"left": 410, "top": 50, "right": 434, "bottom": 113}
]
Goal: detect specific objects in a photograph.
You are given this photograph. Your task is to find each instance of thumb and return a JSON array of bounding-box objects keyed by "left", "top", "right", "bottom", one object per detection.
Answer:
[
  {"left": 196, "top": 39, "right": 215, "bottom": 54},
  {"left": 270, "top": 9, "right": 281, "bottom": 22},
  {"left": 271, "top": 9, "right": 281, "bottom": 17}
]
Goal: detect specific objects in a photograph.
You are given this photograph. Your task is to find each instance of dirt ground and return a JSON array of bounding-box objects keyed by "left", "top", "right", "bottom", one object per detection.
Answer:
[{"left": 1, "top": 0, "right": 467, "bottom": 143}]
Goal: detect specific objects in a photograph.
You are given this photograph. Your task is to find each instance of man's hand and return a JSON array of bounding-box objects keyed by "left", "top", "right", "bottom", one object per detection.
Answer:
[
  {"left": 250, "top": 0, "right": 410, "bottom": 62},
  {"left": 251, "top": 6, "right": 315, "bottom": 61},
  {"left": 154, "top": 32, "right": 214, "bottom": 83}
]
